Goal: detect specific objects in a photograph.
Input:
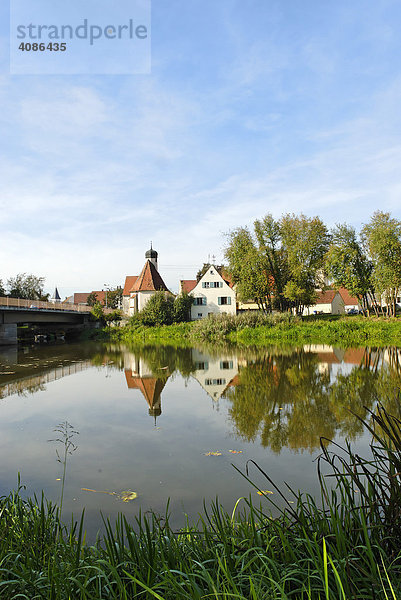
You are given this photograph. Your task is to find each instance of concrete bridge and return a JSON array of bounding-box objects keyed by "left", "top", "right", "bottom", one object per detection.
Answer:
[{"left": 0, "top": 297, "right": 92, "bottom": 345}]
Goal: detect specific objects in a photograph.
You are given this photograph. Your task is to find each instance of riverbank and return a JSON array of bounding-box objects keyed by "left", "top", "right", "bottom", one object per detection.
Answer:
[
  {"left": 104, "top": 314, "right": 401, "bottom": 347},
  {"left": 1, "top": 405, "right": 400, "bottom": 599}
]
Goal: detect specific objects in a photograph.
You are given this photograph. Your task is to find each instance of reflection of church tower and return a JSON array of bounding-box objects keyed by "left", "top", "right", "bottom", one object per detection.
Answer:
[
  {"left": 145, "top": 244, "right": 158, "bottom": 271},
  {"left": 124, "top": 369, "right": 168, "bottom": 422}
]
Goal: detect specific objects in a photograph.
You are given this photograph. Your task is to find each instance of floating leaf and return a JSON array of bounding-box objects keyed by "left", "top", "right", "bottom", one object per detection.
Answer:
[
  {"left": 204, "top": 451, "right": 222, "bottom": 456},
  {"left": 81, "top": 488, "right": 116, "bottom": 496},
  {"left": 257, "top": 490, "right": 273, "bottom": 496},
  {"left": 56, "top": 478, "right": 61, "bottom": 481},
  {"left": 228, "top": 450, "right": 243, "bottom": 454},
  {"left": 119, "top": 490, "right": 138, "bottom": 502}
]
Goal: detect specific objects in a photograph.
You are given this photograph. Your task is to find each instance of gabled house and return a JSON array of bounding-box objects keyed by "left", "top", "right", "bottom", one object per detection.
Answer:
[
  {"left": 302, "top": 290, "right": 344, "bottom": 316},
  {"left": 180, "top": 265, "right": 236, "bottom": 320},
  {"left": 122, "top": 276, "right": 138, "bottom": 314},
  {"left": 66, "top": 291, "right": 107, "bottom": 306},
  {"left": 338, "top": 288, "right": 362, "bottom": 313},
  {"left": 122, "top": 247, "right": 170, "bottom": 317}
]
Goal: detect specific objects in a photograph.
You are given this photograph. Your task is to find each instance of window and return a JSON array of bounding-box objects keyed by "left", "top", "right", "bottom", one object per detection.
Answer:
[
  {"left": 197, "top": 313, "right": 203, "bottom": 318},
  {"left": 193, "top": 297, "right": 206, "bottom": 305},
  {"left": 205, "top": 378, "right": 226, "bottom": 386},
  {"left": 218, "top": 297, "right": 231, "bottom": 305},
  {"left": 195, "top": 361, "right": 208, "bottom": 370},
  {"left": 202, "top": 281, "right": 222, "bottom": 288},
  {"left": 220, "top": 360, "right": 233, "bottom": 369}
]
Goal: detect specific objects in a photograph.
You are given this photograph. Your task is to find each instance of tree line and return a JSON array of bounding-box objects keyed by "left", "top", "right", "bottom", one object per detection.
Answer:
[
  {"left": 0, "top": 273, "right": 48, "bottom": 300},
  {"left": 224, "top": 210, "right": 401, "bottom": 316}
]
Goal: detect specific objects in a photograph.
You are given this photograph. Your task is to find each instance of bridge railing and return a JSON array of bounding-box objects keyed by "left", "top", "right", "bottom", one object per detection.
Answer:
[{"left": 0, "top": 296, "right": 92, "bottom": 313}]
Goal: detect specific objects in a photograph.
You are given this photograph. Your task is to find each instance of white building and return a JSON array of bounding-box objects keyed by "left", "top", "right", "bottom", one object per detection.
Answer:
[
  {"left": 191, "top": 349, "right": 239, "bottom": 400},
  {"left": 122, "top": 247, "right": 170, "bottom": 317},
  {"left": 302, "top": 290, "right": 345, "bottom": 316},
  {"left": 180, "top": 265, "right": 236, "bottom": 320}
]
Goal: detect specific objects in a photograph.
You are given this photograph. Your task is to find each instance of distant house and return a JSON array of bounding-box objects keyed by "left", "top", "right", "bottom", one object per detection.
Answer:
[
  {"left": 122, "top": 247, "right": 170, "bottom": 317},
  {"left": 302, "top": 290, "right": 344, "bottom": 316},
  {"left": 338, "top": 288, "right": 362, "bottom": 313},
  {"left": 180, "top": 265, "right": 236, "bottom": 320},
  {"left": 68, "top": 291, "right": 107, "bottom": 306}
]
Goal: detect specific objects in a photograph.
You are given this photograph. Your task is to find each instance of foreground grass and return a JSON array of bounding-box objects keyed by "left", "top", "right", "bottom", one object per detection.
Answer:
[
  {"left": 106, "top": 313, "right": 401, "bottom": 348},
  {"left": 2, "top": 405, "right": 401, "bottom": 599}
]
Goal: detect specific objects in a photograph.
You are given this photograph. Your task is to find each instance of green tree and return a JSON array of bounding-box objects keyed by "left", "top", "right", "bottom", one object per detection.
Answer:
[
  {"left": 254, "top": 214, "right": 289, "bottom": 311},
  {"left": 90, "top": 302, "right": 105, "bottom": 322},
  {"left": 362, "top": 211, "right": 401, "bottom": 317},
  {"left": 0, "top": 279, "right": 5, "bottom": 296},
  {"left": 280, "top": 214, "right": 330, "bottom": 315},
  {"left": 173, "top": 292, "right": 193, "bottom": 322},
  {"left": 139, "top": 291, "right": 174, "bottom": 326},
  {"left": 104, "top": 310, "right": 122, "bottom": 323},
  {"left": 106, "top": 287, "right": 123, "bottom": 309},
  {"left": 225, "top": 227, "right": 274, "bottom": 313},
  {"left": 86, "top": 292, "right": 99, "bottom": 307},
  {"left": 7, "top": 273, "right": 46, "bottom": 300},
  {"left": 325, "top": 223, "right": 375, "bottom": 315}
]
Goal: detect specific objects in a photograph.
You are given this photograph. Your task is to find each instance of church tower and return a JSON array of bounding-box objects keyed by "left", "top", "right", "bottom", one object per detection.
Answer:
[{"left": 145, "top": 244, "right": 158, "bottom": 271}]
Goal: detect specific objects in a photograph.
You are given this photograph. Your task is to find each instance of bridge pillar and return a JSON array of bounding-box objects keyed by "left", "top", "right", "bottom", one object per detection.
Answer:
[{"left": 0, "top": 324, "right": 17, "bottom": 346}]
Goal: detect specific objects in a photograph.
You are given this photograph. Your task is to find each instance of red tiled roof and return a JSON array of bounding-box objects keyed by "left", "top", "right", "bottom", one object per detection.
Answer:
[
  {"left": 316, "top": 290, "right": 338, "bottom": 304},
  {"left": 317, "top": 352, "right": 341, "bottom": 364},
  {"left": 124, "top": 371, "right": 167, "bottom": 408},
  {"left": 73, "top": 292, "right": 91, "bottom": 304},
  {"left": 343, "top": 348, "right": 366, "bottom": 365},
  {"left": 338, "top": 287, "right": 359, "bottom": 306},
  {"left": 130, "top": 260, "right": 169, "bottom": 293},
  {"left": 123, "top": 276, "right": 138, "bottom": 296},
  {"left": 73, "top": 291, "right": 107, "bottom": 305},
  {"left": 219, "top": 268, "right": 235, "bottom": 289},
  {"left": 180, "top": 279, "right": 197, "bottom": 293},
  {"left": 93, "top": 291, "right": 106, "bottom": 305}
]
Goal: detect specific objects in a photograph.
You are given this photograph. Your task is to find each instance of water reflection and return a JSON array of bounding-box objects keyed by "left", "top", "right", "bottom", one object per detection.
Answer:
[
  {"left": 101, "top": 343, "right": 401, "bottom": 453},
  {"left": 124, "top": 353, "right": 169, "bottom": 421},
  {"left": 1, "top": 343, "right": 401, "bottom": 456}
]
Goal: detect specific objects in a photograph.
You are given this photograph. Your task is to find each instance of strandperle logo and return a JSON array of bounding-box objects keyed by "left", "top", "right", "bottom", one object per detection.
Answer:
[{"left": 16, "top": 19, "right": 148, "bottom": 45}]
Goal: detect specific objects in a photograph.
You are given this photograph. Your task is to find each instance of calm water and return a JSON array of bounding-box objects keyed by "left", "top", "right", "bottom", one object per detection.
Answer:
[{"left": 0, "top": 341, "right": 400, "bottom": 539}]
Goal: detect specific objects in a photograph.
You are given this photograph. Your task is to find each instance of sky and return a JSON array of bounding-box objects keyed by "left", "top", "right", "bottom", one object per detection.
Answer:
[{"left": 1, "top": 0, "right": 401, "bottom": 297}]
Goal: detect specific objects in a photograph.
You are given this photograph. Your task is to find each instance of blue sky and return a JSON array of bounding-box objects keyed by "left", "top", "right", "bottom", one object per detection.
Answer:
[{"left": 1, "top": 0, "right": 401, "bottom": 297}]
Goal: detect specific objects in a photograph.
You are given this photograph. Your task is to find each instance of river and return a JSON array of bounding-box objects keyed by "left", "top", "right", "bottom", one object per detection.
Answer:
[{"left": 0, "top": 341, "right": 400, "bottom": 540}]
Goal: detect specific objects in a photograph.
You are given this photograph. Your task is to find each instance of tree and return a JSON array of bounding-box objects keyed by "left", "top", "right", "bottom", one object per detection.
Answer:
[
  {"left": 104, "top": 310, "right": 122, "bottom": 323},
  {"left": 139, "top": 291, "right": 175, "bottom": 326},
  {"left": 224, "top": 227, "right": 274, "bottom": 313},
  {"left": 325, "top": 223, "right": 375, "bottom": 315},
  {"left": 86, "top": 292, "right": 99, "bottom": 306},
  {"left": 90, "top": 302, "right": 105, "bottom": 322},
  {"left": 106, "top": 287, "right": 123, "bottom": 309},
  {"left": 0, "top": 279, "right": 5, "bottom": 296},
  {"left": 173, "top": 292, "right": 193, "bottom": 322},
  {"left": 362, "top": 211, "right": 401, "bottom": 317},
  {"left": 254, "top": 214, "right": 289, "bottom": 311},
  {"left": 7, "top": 273, "right": 46, "bottom": 300},
  {"left": 280, "top": 214, "right": 330, "bottom": 315}
]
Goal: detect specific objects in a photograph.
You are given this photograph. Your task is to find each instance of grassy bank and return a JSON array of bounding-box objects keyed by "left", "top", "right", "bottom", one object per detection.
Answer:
[
  {"left": 1, "top": 405, "right": 401, "bottom": 599},
  {"left": 107, "top": 313, "right": 401, "bottom": 347}
]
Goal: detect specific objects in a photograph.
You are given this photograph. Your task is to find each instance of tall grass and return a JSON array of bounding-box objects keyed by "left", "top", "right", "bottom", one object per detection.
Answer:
[
  {"left": 2, "top": 405, "right": 401, "bottom": 598},
  {"left": 108, "top": 313, "right": 401, "bottom": 348}
]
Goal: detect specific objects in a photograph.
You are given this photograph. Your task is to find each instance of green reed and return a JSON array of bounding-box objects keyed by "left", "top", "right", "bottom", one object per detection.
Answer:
[{"left": 1, "top": 404, "right": 401, "bottom": 598}]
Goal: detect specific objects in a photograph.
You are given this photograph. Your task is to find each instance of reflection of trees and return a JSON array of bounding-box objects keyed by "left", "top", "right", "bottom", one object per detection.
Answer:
[
  {"left": 225, "top": 348, "right": 401, "bottom": 454},
  {"left": 102, "top": 344, "right": 197, "bottom": 379},
  {"left": 226, "top": 352, "right": 334, "bottom": 453}
]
